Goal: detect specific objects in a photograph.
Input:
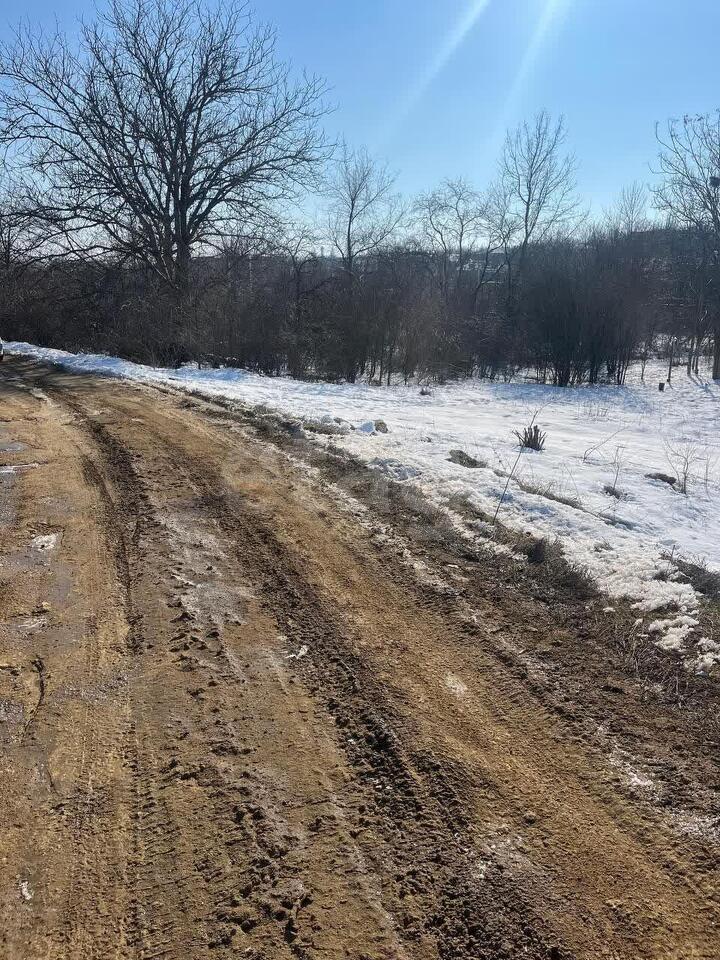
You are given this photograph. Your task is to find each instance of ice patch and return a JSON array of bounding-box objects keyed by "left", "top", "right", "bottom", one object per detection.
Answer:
[
  {"left": 0, "top": 462, "right": 41, "bottom": 475},
  {"left": 31, "top": 533, "right": 59, "bottom": 553},
  {"left": 286, "top": 644, "right": 309, "bottom": 660},
  {"left": 444, "top": 674, "right": 468, "bottom": 698}
]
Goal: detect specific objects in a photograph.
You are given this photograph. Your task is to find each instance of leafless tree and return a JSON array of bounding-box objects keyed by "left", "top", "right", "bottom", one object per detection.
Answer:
[
  {"left": 499, "top": 111, "right": 581, "bottom": 279},
  {"left": 0, "top": 181, "right": 54, "bottom": 327},
  {"left": 0, "top": 190, "right": 40, "bottom": 277},
  {"left": 326, "top": 144, "right": 404, "bottom": 294},
  {"left": 276, "top": 220, "right": 330, "bottom": 372},
  {"left": 413, "top": 178, "right": 482, "bottom": 302},
  {"left": 323, "top": 144, "right": 404, "bottom": 380},
  {"left": 412, "top": 178, "right": 506, "bottom": 315},
  {"left": 606, "top": 182, "right": 649, "bottom": 235},
  {"left": 0, "top": 0, "right": 328, "bottom": 295},
  {"left": 654, "top": 114, "right": 720, "bottom": 236},
  {"left": 653, "top": 113, "right": 720, "bottom": 377}
]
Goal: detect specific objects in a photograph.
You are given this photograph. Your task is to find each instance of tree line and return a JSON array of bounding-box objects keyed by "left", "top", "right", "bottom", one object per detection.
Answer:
[{"left": 1, "top": 0, "right": 719, "bottom": 385}]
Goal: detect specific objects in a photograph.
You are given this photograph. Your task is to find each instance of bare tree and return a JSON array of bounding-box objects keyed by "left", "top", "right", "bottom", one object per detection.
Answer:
[
  {"left": 606, "top": 182, "right": 649, "bottom": 235},
  {"left": 0, "top": 181, "right": 54, "bottom": 329},
  {"left": 412, "top": 176, "right": 509, "bottom": 341},
  {"left": 0, "top": 0, "right": 328, "bottom": 295},
  {"left": 653, "top": 113, "right": 720, "bottom": 377},
  {"left": 326, "top": 144, "right": 404, "bottom": 294},
  {"left": 276, "top": 220, "right": 330, "bottom": 375},
  {"left": 499, "top": 111, "right": 581, "bottom": 280},
  {"left": 0, "top": 188, "right": 43, "bottom": 277},
  {"left": 324, "top": 144, "right": 403, "bottom": 380},
  {"left": 413, "top": 179, "right": 481, "bottom": 300}
]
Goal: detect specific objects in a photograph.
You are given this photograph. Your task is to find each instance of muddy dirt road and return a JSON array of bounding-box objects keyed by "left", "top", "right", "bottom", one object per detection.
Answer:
[{"left": 0, "top": 357, "right": 718, "bottom": 960}]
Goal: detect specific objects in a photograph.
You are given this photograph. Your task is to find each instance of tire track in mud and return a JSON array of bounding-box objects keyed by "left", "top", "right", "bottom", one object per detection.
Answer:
[
  {"left": 199, "top": 486, "right": 563, "bottom": 960},
  {"left": 57, "top": 388, "right": 567, "bottom": 960},
  {"left": 51, "top": 392, "right": 407, "bottom": 957},
  {"left": 47, "top": 447, "right": 138, "bottom": 957},
  {"left": 8, "top": 360, "right": 718, "bottom": 960},
  {"left": 64, "top": 409, "right": 217, "bottom": 958}
]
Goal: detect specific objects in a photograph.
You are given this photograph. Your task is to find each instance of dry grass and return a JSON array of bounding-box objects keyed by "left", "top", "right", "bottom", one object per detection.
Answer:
[
  {"left": 672, "top": 556, "right": 720, "bottom": 601},
  {"left": 515, "top": 477, "right": 581, "bottom": 510}
]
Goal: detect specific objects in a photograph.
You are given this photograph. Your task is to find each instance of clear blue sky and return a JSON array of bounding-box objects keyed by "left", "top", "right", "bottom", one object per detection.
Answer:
[{"left": 3, "top": 0, "right": 720, "bottom": 213}]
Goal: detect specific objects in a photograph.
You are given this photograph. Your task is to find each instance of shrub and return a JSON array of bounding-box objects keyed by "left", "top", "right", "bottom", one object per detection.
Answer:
[{"left": 513, "top": 424, "right": 546, "bottom": 451}]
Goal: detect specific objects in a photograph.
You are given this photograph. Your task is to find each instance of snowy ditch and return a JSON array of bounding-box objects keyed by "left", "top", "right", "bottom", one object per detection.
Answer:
[{"left": 7, "top": 341, "right": 720, "bottom": 672}]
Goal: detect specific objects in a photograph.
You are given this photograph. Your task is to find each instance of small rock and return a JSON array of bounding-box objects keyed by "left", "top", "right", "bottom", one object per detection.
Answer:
[
  {"left": 645, "top": 471, "right": 676, "bottom": 486},
  {"left": 448, "top": 449, "right": 483, "bottom": 469},
  {"left": 374, "top": 419, "right": 389, "bottom": 433},
  {"left": 523, "top": 810, "right": 538, "bottom": 825}
]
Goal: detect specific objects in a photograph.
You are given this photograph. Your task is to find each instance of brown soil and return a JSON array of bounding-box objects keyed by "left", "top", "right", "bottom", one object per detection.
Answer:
[{"left": 0, "top": 356, "right": 718, "bottom": 960}]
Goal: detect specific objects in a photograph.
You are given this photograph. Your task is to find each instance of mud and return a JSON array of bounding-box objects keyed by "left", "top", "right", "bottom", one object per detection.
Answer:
[{"left": 0, "top": 357, "right": 718, "bottom": 960}]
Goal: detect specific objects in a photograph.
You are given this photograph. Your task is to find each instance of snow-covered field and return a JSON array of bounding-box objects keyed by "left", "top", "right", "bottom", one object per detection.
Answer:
[{"left": 7, "top": 341, "right": 720, "bottom": 671}]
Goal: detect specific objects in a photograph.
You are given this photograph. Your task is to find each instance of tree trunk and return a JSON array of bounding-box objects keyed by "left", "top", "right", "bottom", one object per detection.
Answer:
[{"left": 713, "top": 328, "right": 720, "bottom": 380}]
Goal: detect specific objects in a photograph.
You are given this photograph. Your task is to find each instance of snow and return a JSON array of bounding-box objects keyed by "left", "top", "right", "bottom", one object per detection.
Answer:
[
  {"left": 31, "top": 533, "right": 59, "bottom": 553},
  {"left": 7, "top": 341, "right": 720, "bottom": 670}
]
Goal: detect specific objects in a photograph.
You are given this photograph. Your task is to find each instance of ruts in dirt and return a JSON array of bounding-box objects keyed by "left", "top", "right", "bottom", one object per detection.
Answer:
[{"left": 0, "top": 357, "right": 718, "bottom": 960}]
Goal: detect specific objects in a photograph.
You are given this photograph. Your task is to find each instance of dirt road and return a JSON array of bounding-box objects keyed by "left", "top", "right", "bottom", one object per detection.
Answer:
[{"left": 1, "top": 356, "right": 718, "bottom": 960}]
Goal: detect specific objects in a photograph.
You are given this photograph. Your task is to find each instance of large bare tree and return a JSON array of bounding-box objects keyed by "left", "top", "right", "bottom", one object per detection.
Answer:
[{"left": 0, "top": 0, "right": 328, "bottom": 292}]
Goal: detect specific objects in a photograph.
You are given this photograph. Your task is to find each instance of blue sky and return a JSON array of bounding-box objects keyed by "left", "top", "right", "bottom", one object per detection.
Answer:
[{"left": 3, "top": 0, "right": 720, "bottom": 213}]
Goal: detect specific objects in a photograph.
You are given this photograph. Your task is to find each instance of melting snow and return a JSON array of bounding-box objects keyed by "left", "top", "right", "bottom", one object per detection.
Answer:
[{"left": 31, "top": 534, "right": 59, "bottom": 552}]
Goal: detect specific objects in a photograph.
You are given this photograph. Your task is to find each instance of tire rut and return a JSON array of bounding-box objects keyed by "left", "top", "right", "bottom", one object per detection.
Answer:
[
  {"left": 63, "top": 396, "right": 569, "bottom": 960},
  {"left": 53, "top": 390, "right": 409, "bottom": 957},
  {"left": 4, "top": 360, "right": 717, "bottom": 960}
]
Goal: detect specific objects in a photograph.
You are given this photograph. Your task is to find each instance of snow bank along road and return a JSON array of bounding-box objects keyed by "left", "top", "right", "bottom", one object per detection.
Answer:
[
  {"left": 1, "top": 357, "right": 719, "bottom": 960},
  {"left": 7, "top": 341, "right": 720, "bottom": 672}
]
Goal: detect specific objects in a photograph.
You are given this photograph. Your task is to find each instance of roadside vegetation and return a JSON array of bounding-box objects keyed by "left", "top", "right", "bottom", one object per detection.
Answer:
[{"left": 0, "top": 0, "right": 720, "bottom": 387}]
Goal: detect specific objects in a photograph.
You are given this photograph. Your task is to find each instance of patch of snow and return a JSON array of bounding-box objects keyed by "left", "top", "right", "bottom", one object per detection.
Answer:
[
  {"left": 444, "top": 674, "right": 468, "bottom": 698},
  {"left": 368, "top": 457, "right": 421, "bottom": 481},
  {"left": 647, "top": 614, "right": 699, "bottom": 652},
  {"left": 608, "top": 746, "right": 659, "bottom": 797},
  {"left": 286, "top": 644, "right": 309, "bottom": 660},
  {"left": 0, "top": 462, "right": 41, "bottom": 475},
  {"left": 668, "top": 811, "right": 720, "bottom": 843},
  {"left": 19, "top": 880, "right": 33, "bottom": 901},
  {"left": 31, "top": 533, "right": 59, "bottom": 552},
  {"left": 689, "top": 638, "right": 720, "bottom": 674}
]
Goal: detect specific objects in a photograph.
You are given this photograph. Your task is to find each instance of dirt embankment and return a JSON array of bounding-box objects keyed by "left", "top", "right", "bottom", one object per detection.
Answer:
[{"left": 0, "top": 357, "right": 718, "bottom": 960}]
